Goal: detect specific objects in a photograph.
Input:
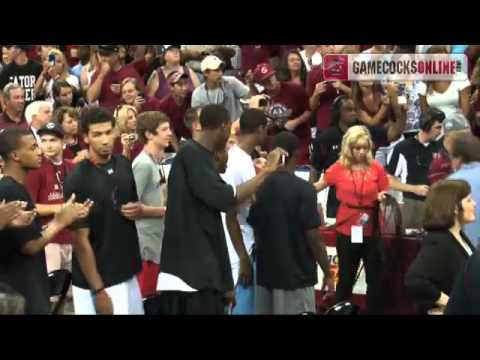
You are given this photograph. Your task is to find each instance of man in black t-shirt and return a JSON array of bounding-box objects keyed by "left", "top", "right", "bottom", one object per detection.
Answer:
[
  {"left": 311, "top": 96, "right": 406, "bottom": 218},
  {"left": 387, "top": 108, "right": 444, "bottom": 228},
  {"left": 248, "top": 132, "right": 333, "bottom": 315},
  {"left": 158, "top": 104, "right": 284, "bottom": 315},
  {"left": 0, "top": 45, "right": 42, "bottom": 109},
  {"left": 63, "top": 107, "right": 144, "bottom": 315},
  {"left": 0, "top": 128, "right": 91, "bottom": 314}
]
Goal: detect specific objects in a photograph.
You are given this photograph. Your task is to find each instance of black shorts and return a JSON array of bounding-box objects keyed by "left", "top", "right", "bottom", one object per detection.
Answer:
[{"left": 146, "top": 290, "right": 226, "bottom": 315}]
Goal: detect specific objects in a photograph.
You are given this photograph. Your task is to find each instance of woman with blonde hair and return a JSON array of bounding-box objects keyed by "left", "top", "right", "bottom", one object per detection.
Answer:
[
  {"left": 113, "top": 104, "right": 143, "bottom": 160},
  {"left": 34, "top": 48, "right": 80, "bottom": 103},
  {"left": 314, "top": 125, "right": 389, "bottom": 314}
]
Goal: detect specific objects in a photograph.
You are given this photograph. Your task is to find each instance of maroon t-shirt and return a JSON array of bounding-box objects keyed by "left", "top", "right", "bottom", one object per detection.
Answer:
[
  {"left": 139, "top": 96, "right": 161, "bottom": 113},
  {"left": 113, "top": 137, "right": 143, "bottom": 162},
  {"left": 153, "top": 66, "right": 194, "bottom": 102},
  {"left": 25, "top": 158, "right": 74, "bottom": 244},
  {"left": 0, "top": 112, "right": 29, "bottom": 130},
  {"left": 306, "top": 65, "right": 342, "bottom": 132},
  {"left": 157, "top": 93, "right": 192, "bottom": 140},
  {"left": 63, "top": 136, "right": 88, "bottom": 160},
  {"left": 270, "top": 82, "right": 311, "bottom": 164},
  {"left": 91, "top": 64, "right": 145, "bottom": 114},
  {"left": 240, "top": 45, "right": 280, "bottom": 74}
]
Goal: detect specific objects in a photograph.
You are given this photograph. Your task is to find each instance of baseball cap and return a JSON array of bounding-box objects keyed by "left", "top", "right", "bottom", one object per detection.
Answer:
[
  {"left": 14, "top": 45, "right": 32, "bottom": 52},
  {"left": 253, "top": 62, "right": 276, "bottom": 84},
  {"left": 37, "top": 122, "right": 64, "bottom": 139},
  {"left": 164, "top": 45, "right": 181, "bottom": 52},
  {"left": 167, "top": 71, "right": 189, "bottom": 85},
  {"left": 201, "top": 55, "right": 224, "bottom": 72},
  {"left": 98, "top": 45, "right": 119, "bottom": 55},
  {"left": 443, "top": 114, "right": 471, "bottom": 134}
]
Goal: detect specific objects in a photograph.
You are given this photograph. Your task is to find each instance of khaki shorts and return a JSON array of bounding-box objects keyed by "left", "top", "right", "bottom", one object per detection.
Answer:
[{"left": 256, "top": 285, "right": 316, "bottom": 315}]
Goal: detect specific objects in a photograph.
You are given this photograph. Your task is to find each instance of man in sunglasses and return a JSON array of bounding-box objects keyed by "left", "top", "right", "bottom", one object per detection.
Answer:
[
  {"left": 132, "top": 111, "right": 173, "bottom": 299},
  {"left": 25, "top": 122, "right": 75, "bottom": 275}
]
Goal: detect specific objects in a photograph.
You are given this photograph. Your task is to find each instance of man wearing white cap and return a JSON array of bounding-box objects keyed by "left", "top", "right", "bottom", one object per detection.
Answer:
[{"left": 192, "top": 55, "right": 251, "bottom": 122}]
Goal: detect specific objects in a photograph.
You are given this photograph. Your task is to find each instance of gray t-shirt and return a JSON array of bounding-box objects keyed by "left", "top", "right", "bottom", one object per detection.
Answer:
[
  {"left": 132, "top": 151, "right": 168, "bottom": 264},
  {"left": 191, "top": 76, "right": 249, "bottom": 122}
]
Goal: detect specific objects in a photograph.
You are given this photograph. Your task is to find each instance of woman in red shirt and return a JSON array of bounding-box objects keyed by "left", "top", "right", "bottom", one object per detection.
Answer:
[{"left": 315, "top": 125, "right": 389, "bottom": 314}]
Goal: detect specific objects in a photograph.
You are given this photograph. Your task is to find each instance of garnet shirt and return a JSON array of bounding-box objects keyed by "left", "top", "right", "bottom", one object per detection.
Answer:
[
  {"left": 90, "top": 64, "right": 145, "bottom": 114},
  {"left": 25, "top": 158, "right": 74, "bottom": 244}
]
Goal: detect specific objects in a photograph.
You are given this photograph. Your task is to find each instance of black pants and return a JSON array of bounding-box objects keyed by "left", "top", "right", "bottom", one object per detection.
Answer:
[
  {"left": 336, "top": 234, "right": 384, "bottom": 314},
  {"left": 149, "top": 290, "right": 226, "bottom": 315}
]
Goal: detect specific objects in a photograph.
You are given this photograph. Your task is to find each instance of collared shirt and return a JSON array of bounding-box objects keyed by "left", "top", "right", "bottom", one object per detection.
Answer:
[
  {"left": 387, "top": 136, "right": 441, "bottom": 201},
  {"left": 0, "top": 112, "right": 28, "bottom": 131}
]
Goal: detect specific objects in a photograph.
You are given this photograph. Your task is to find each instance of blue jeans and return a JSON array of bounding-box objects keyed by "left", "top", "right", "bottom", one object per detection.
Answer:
[{"left": 232, "top": 258, "right": 256, "bottom": 315}]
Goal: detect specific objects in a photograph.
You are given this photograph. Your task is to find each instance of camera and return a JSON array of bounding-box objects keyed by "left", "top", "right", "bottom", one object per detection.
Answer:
[{"left": 48, "top": 52, "right": 56, "bottom": 66}]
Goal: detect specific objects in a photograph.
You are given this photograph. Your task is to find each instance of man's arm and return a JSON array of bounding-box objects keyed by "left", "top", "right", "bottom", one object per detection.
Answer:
[
  {"left": 388, "top": 175, "right": 429, "bottom": 196},
  {"left": 35, "top": 204, "right": 63, "bottom": 217},
  {"left": 72, "top": 227, "right": 104, "bottom": 291},
  {"left": 285, "top": 110, "right": 312, "bottom": 131},
  {"left": 306, "top": 228, "right": 331, "bottom": 279},
  {"left": 21, "top": 194, "right": 92, "bottom": 256},
  {"left": 87, "top": 61, "right": 110, "bottom": 104},
  {"left": 226, "top": 211, "right": 252, "bottom": 286},
  {"left": 386, "top": 108, "right": 407, "bottom": 143}
]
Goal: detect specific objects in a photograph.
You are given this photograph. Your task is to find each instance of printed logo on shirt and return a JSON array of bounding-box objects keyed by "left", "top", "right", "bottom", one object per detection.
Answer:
[
  {"left": 47, "top": 191, "right": 63, "bottom": 202},
  {"left": 9, "top": 75, "right": 37, "bottom": 102}
]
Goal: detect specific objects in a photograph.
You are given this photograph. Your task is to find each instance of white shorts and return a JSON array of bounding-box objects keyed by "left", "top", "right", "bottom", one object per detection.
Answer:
[
  {"left": 72, "top": 276, "right": 144, "bottom": 315},
  {"left": 45, "top": 243, "right": 72, "bottom": 273}
]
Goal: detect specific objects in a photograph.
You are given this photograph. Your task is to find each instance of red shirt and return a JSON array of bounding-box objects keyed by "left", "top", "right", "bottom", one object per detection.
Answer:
[
  {"left": 270, "top": 82, "right": 311, "bottom": 164},
  {"left": 113, "top": 137, "right": 143, "bottom": 161},
  {"left": 325, "top": 160, "right": 389, "bottom": 236},
  {"left": 0, "top": 112, "right": 29, "bottom": 130},
  {"left": 157, "top": 93, "right": 192, "bottom": 140},
  {"left": 428, "top": 149, "right": 452, "bottom": 184},
  {"left": 240, "top": 45, "right": 280, "bottom": 74},
  {"left": 63, "top": 136, "right": 88, "bottom": 160},
  {"left": 306, "top": 65, "right": 339, "bottom": 131},
  {"left": 25, "top": 158, "right": 74, "bottom": 244},
  {"left": 91, "top": 64, "right": 145, "bottom": 114},
  {"left": 65, "top": 45, "right": 79, "bottom": 67}
]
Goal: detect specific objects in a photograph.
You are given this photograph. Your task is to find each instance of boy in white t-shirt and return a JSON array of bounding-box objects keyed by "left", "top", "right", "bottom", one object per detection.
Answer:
[{"left": 221, "top": 108, "right": 268, "bottom": 315}]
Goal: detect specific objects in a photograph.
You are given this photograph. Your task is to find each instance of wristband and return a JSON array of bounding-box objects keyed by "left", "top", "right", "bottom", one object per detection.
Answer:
[{"left": 92, "top": 287, "right": 105, "bottom": 295}]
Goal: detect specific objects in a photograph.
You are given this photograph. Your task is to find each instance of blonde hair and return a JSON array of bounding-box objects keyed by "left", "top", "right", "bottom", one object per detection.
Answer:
[
  {"left": 339, "top": 125, "right": 374, "bottom": 168},
  {"left": 48, "top": 49, "right": 71, "bottom": 79},
  {"left": 114, "top": 105, "right": 137, "bottom": 134}
]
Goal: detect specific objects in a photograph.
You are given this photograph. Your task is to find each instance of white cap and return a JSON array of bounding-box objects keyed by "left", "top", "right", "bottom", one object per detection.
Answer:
[{"left": 201, "top": 55, "right": 224, "bottom": 72}]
